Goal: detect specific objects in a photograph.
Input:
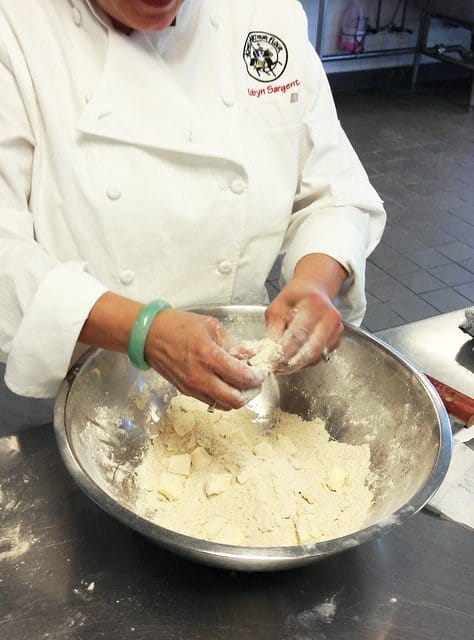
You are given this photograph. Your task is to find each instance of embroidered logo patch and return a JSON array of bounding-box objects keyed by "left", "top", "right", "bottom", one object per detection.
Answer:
[{"left": 243, "top": 31, "right": 288, "bottom": 83}]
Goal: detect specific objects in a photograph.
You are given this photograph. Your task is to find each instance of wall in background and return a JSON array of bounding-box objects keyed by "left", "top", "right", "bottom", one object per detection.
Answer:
[{"left": 300, "top": 0, "right": 471, "bottom": 73}]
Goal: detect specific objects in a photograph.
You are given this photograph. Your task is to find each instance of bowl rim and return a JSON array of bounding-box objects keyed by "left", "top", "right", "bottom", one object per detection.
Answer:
[{"left": 54, "top": 307, "right": 452, "bottom": 567}]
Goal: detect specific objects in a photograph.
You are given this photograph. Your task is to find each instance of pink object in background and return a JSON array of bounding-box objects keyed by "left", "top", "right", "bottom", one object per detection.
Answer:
[{"left": 339, "top": 3, "right": 367, "bottom": 53}]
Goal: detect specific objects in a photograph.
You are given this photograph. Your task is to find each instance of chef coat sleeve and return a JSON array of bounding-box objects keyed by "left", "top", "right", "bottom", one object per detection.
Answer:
[
  {"left": 280, "top": 13, "right": 386, "bottom": 325},
  {"left": 0, "top": 54, "right": 108, "bottom": 398}
]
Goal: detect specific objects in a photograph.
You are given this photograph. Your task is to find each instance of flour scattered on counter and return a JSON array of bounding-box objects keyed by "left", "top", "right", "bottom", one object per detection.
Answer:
[
  {"left": 0, "top": 523, "right": 34, "bottom": 561},
  {"left": 314, "top": 597, "right": 337, "bottom": 623},
  {"left": 0, "top": 435, "right": 21, "bottom": 456},
  {"left": 133, "top": 395, "right": 373, "bottom": 546},
  {"left": 285, "top": 596, "right": 338, "bottom": 632},
  {"left": 0, "top": 485, "right": 22, "bottom": 513}
]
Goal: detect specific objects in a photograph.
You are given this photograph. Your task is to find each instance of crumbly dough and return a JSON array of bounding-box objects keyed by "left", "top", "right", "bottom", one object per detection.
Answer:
[
  {"left": 134, "top": 395, "right": 373, "bottom": 547},
  {"left": 248, "top": 338, "right": 284, "bottom": 372}
]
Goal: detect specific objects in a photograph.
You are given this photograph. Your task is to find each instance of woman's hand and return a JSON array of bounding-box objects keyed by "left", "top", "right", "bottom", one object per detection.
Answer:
[
  {"left": 265, "top": 254, "right": 347, "bottom": 373},
  {"left": 79, "top": 293, "right": 263, "bottom": 411},
  {"left": 145, "top": 309, "right": 265, "bottom": 410}
]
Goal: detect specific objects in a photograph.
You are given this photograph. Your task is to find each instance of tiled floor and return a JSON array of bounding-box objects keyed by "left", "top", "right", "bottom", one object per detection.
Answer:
[{"left": 266, "top": 80, "right": 474, "bottom": 332}]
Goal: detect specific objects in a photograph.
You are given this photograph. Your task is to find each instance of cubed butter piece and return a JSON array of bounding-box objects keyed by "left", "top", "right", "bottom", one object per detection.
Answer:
[
  {"left": 294, "top": 517, "right": 322, "bottom": 545},
  {"left": 236, "top": 469, "right": 249, "bottom": 485},
  {"left": 277, "top": 434, "right": 297, "bottom": 456},
  {"left": 253, "top": 441, "right": 275, "bottom": 460},
  {"left": 221, "top": 453, "right": 239, "bottom": 473},
  {"left": 325, "top": 465, "right": 347, "bottom": 491},
  {"left": 215, "top": 525, "right": 246, "bottom": 546},
  {"left": 167, "top": 453, "right": 192, "bottom": 476},
  {"left": 257, "top": 513, "right": 275, "bottom": 533},
  {"left": 201, "top": 516, "right": 226, "bottom": 540},
  {"left": 156, "top": 472, "right": 183, "bottom": 501},
  {"left": 191, "top": 446, "right": 212, "bottom": 471},
  {"left": 205, "top": 473, "right": 233, "bottom": 497},
  {"left": 173, "top": 412, "right": 195, "bottom": 437}
]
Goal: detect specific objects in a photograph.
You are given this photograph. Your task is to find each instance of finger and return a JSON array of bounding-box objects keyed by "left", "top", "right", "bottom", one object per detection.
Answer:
[
  {"left": 176, "top": 387, "right": 234, "bottom": 412},
  {"left": 151, "top": 355, "right": 238, "bottom": 412},
  {"left": 279, "top": 308, "right": 315, "bottom": 362},
  {"left": 280, "top": 314, "right": 342, "bottom": 371},
  {"left": 173, "top": 353, "right": 252, "bottom": 411},
  {"left": 226, "top": 338, "right": 264, "bottom": 360},
  {"left": 212, "top": 321, "right": 265, "bottom": 361},
  {"left": 174, "top": 363, "right": 243, "bottom": 411},
  {"left": 265, "top": 297, "right": 294, "bottom": 341},
  {"left": 285, "top": 333, "right": 341, "bottom": 373},
  {"left": 210, "top": 345, "right": 267, "bottom": 390},
  {"left": 202, "top": 373, "right": 247, "bottom": 410},
  {"left": 327, "top": 321, "right": 344, "bottom": 351},
  {"left": 283, "top": 341, "right": 341, "bottom": 374},
  {"left": 181, "top": 318, "right": 267, "bottom": 390}
]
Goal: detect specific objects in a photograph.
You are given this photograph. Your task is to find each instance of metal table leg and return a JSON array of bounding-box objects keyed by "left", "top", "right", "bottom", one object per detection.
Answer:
[
  {"left": 315, "top": 0, "right": 326, "bottom": 57},
  {"left": 412, "top": 2, "right": 433, "bottom": 88}
]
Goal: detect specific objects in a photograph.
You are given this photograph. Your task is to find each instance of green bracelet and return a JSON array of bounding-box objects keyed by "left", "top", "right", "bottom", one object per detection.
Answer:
[{"left": 128, "top": 299, "right": 171, "bottom": 370}]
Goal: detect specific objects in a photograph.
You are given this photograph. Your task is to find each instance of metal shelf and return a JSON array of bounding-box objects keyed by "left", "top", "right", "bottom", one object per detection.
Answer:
[
  {"left": 313, "top": 0, "right": 473, "bottom": 109},
  {"left": 412, "top": 0, "right": 474, "bottom": 110},
  {"left": 315, "top": 0, "right": 416, "bottom": 64}
]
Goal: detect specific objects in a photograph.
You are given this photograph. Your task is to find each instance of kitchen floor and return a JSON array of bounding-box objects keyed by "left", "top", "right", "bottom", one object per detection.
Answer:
[{"left": 265, "top": 79, "right": 474, "bottom": 332}]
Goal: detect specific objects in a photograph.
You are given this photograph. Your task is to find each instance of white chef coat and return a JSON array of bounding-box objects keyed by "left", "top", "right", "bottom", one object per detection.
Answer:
[{"left": 0, "top": 0, "right": 386, "bottom": 401}]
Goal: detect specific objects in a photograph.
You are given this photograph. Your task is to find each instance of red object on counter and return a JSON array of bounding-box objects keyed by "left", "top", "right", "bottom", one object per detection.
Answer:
[{"left": 426, "top": 374, "right": 474, "bottom": 425}]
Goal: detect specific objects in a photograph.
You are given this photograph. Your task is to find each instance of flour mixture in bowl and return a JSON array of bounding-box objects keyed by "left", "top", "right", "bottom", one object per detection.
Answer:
[{"left": 134, "top": 395, "right": 373, "bottom": 547}]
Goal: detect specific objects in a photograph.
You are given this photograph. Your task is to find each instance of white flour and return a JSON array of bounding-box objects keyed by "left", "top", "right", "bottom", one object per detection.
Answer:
[
  {"left": 0, "top": 523, "right": 33, "bottom": 561},
  {"left": 0, "top": 474, "right": 36, "bottom": 561},
  {"left": 134, "top": 395, "right": 373, "bottom": 546}
]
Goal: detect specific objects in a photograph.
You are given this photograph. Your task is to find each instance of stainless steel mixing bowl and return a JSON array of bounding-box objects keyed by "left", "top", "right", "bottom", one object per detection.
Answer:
[{"left": 54, "top": 306, "right": 451, "bottom": 571}]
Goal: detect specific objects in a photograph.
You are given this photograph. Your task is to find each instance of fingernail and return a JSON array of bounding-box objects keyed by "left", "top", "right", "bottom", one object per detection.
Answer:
[{"left": 233, "top": 392, "right": 246, "bottom": 409}]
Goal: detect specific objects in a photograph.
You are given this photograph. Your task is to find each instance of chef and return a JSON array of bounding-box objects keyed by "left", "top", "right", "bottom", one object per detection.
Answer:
[{"left": 0, "top": 0, "right": 386, "bottom": 434}]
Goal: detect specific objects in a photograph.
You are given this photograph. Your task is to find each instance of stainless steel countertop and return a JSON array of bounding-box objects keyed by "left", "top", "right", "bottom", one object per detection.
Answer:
[
  {"left": 0, "top": 423, "right": 472, "bottom": 640},
  {"left": 377, "top": 309, "right": 473, "bottom": 397}
]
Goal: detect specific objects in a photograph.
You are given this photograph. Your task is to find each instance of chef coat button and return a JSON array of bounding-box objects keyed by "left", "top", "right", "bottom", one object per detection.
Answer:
[
  {"left": 120, "top": 270, "right": 135, "bottom": 285},
  {"left": 72, "top": 7, "right": 82, "bottom": 26},
  {"left": 209, "top": 9, "right": 219, "bottom": 28},
  {"left": 217, "top": 261, "right": 233, "bottom": 275},
  {"left": 222, "top": 95, "right": 234, "bottom": 108},
  {"left": 106, "top": 186, "right": 122, "bottom": 200},
  {"left": 230, "top": 179, "right": 247, "bottom": 194}
]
